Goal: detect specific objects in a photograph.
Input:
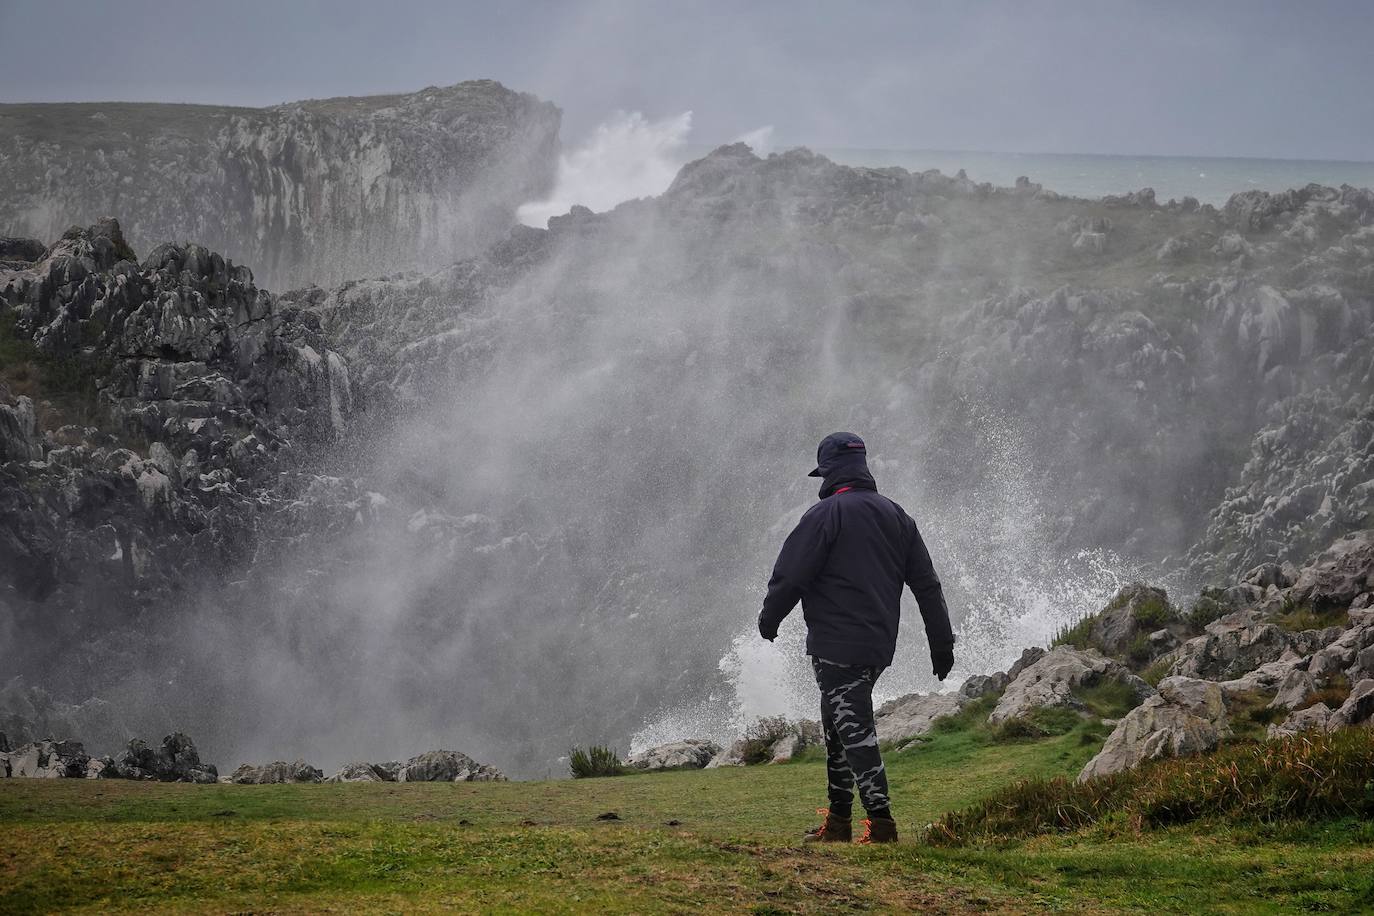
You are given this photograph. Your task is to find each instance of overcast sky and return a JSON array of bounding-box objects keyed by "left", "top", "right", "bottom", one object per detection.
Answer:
[{"left": 1, "top": 0, "right": 1371, "bottom": 160}]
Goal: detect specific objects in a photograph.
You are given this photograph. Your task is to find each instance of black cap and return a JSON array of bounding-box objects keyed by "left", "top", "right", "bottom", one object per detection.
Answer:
[{"left": 808, "top": 432, "right": 866, "bottom": 477}]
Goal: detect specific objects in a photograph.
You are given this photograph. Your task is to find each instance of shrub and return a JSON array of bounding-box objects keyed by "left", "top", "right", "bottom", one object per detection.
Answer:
[
  {"left": 568, "top": 745, "right": 626, "bottom": 778},
  {"left": 1186, "top": 595, "right": 1228, "bottom": 633},
  {"left": 927, "top": 727, "right": 1374, "bottom": 846},
  {"left": 1130, "top": 594, "right": 1174, "bottom": 629},
  {"left": 1126, "top": 632, "right": 1154, "bottom": 665},
  {"left": 739, "top": 716, "right": 794, "bottom": 765}
]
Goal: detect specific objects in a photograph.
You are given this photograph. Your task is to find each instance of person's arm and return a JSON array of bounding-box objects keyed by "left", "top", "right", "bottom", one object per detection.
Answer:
[
  {"left": 758, "top": 505, "right": 835, "bottom": 640},
  {"left": 904, "top": 515, "right": 955, "bottom": 677}
]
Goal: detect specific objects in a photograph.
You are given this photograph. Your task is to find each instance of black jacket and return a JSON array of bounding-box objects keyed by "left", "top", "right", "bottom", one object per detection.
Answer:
[{"left": 758, "top": 456, "right": 954, "bottom": 667}]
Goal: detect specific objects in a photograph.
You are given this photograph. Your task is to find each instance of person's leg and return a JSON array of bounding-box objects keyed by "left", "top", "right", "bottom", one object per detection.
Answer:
[
  {"left": 816, "top": 659, "right": 891, "bottom": 820},
  {"left": 812, "top": 656, "right": 856, "bottom": 816}
]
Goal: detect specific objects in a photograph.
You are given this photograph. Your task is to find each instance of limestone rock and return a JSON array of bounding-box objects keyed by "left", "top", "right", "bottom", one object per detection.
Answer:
[
  {"left": 1328, "top": 679, "right": 1374, "bottom": 730},
  {"left": 1169, "top": 611, "right": 1291, "bottom": 681},
  {"left": 1268, "top": 669, "right": 1318, "bottom": 710},
  {"left": 228, "top": 759, "right": 323, "bottom": 784},
  {"left": 769, "top": 734, "right": 801, "bottom": 763},
  {"left": 626, "top": 739, "right": 721, "bottom": 771},
  {"left": 1079, "top": 677, "right": 1230, "bottom": 780},
  {"left": 102, "top": 733, "right": 217, "bottom": 783},
  {"left": 396, "top": 749, "right": 505, "bottom": 782},
  {"left": 0, "top": 739, "right": 90, "bottom": 778},
  {"left": 957, "top": 672, "right": 1009, "bottom": 700},
  {"left": 990, "top": 647, "right": 1152, "bottom": 725},
  {"left": 1268, "top": 703, "right": 1334, "bottom": 738},
  {"left": 325, "top": 761, "right": 400, "bottom": 783},
  {"left": 875, "top": 692, "right": 967, "bottom": 743}
]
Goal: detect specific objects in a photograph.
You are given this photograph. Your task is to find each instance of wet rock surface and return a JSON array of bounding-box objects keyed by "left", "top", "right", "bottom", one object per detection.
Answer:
[{"left": 989, "top": 647, "right": 1151, "bottom": 725}]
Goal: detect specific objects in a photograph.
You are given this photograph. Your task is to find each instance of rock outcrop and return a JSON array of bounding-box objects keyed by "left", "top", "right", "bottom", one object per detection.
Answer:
[
  {"left": 395, "top": 749, "right": 505, "bottom": 783},
  {"left": 100, "top": 733, "right": 217, "bottom": 783},
  {"left": 227, "top": 759, "right": 324, "bottom": 784},
  {"left": 875, "top": 692, "right": 967, "bottom": 743},
  {"left": 0, "top": 82, "right": 561, "bottom": 289},
  {"left": 326, "top": 761, "right": 403, "bottom": 783},
  {"left": 1079, "top": 677, "right": 1230, "bottom": 780},
  {"left": 626, "top": 739, "right": 721, "bottom": 771},
  {"left": 989, "top": 647, "right": 1151, "bottom": 725},
  {"left": 0, "top": 739, "right": 95, "bottom": 778}
]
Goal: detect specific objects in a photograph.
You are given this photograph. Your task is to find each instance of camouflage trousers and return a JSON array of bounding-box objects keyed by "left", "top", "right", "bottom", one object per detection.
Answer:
[{"left": 811, "top": 656, "right": 890, "bottom": 816}]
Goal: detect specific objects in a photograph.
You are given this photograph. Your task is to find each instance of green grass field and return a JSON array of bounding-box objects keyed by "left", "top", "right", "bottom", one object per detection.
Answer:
[{"left": 3, "top": 720, "right": 1372, "bottom": 914}]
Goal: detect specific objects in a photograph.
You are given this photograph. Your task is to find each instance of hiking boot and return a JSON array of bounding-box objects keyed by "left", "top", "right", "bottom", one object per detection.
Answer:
[
  {"left": 856, "top": 815, "right": 898, "bottom": 844},
  {"left": 802, "top": 808, "right": 852, "bottom": 843}
]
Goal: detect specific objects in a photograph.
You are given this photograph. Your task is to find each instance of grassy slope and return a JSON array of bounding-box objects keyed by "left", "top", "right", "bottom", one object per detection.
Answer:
[{"left": 3, "top": 722, "right": 1372, "bottom": 914}]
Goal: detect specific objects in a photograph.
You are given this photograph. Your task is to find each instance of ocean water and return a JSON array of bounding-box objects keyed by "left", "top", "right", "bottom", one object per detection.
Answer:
[{"left": 816, "top": 148, "right": 1374, "bottom": 206}]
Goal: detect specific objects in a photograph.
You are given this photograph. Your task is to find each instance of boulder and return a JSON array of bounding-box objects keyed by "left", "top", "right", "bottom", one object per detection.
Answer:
[
  {"left": 769, "top": 734, "right": 801, "bottom": 763},
  {"left": 875, "top": 692, "right": 967, "bottom": 742},
  {"left": 1079, "top": 677, "right": 1229, "bottom": 780},
  {"left": 1327, "top": 679, "right": 1374, "bottom": 730},
  {"left": 1286, "top": 531, "right": 1374, "bottom": 612},
  {"left": 1169, "top": 610, "right": 1290, "bottom": 681},
  {"left": 396, "top": 749, "right": 505, "bottom": 782},
  {"left": 626, "top": 738, "right": 720, "bottom": 771},
  {"left": 228, "top": 759, "right": 323, "bottom": 784},
  {"left": 990, "top": 647, "right": 1152, "bottom": 725},
  {"left": 1268, "top": 669, "right": 1318, "bottom": 710},
  {"left": 705, "top": 739, "right": 748, "bottom": 769},
  {"left": 0, "top": 739, "right": 90, "bottom": 778},
  {"left": 1087, "top": 583, "right": 1171, "bottom": 655},
  {"left": 1268, "top": 703, "right": 1334, "bottom": 739},
  {"left": 326, "top": 761, "right": 400, "bottom": 782},
  {"left": 1005, "top": 647, "right": 1047, "bottom": 682},
  {"left": 101, "top": 733, "right": 217, "bottom": 783},
  {"left": 957, "top": 672, "right": 1009, "bottom": 700},
  {"left": 1306, "top": 616, "right": 1374, "bottom": 680}
]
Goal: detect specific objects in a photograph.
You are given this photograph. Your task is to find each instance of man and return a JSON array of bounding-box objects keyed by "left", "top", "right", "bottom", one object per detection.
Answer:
[{"left": 758, "top": 432, "right": 955, "bottom": 845}]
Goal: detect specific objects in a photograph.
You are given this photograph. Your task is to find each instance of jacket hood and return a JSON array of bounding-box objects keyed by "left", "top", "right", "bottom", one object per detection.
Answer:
[{"left": 817, "top": 452, "right": 877, "bottom": 499}]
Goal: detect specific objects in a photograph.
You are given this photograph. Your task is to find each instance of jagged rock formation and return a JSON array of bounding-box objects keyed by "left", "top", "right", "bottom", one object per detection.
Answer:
[
  {"left": 395, "top": 749, "right": 506, "bottom": 782},
  {"left": 3, "top": 137, "right": 1374, "bottom": 773},
  {"left": 227, "top": 759, "right": 324, "bottom": 784},
  {"left": 326, "top": 761, "right": 403, "bottom": 783},
  {"left": 0, "top": 82, "right": 560, "bottom": 289},
  {"left": 0, "top": 219, "right": 360, "bottom": 699},
  {"left": 98, "top": 733, "right": 218, "bottom": 782}
]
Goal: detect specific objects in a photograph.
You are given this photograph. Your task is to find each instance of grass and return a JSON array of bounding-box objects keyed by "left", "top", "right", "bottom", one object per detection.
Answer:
[
  {"left": 929, "top": 727, "right": 1374, "bottom": 847},
  {"left": 3, "top": 718, "right": 1374, "bottom": 913},
  {"left": 1275, "top": 599, "right": 1349, "bottom": 633},
  {"left": 0, "top": 310, "right": 106, "bottom": 432}
]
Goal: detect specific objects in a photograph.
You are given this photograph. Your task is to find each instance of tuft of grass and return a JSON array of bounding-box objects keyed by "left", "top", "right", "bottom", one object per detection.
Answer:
[
  {"left": 991, "top": 706, "right": 1083, "bottom": 742},
  {"left": 1130, "top": 594, "right": 1174, "bottom": 629},
  {"left": 1051, "top": 615, "right": 1095, "bottom": 650},
  {"left": 928, "top": 727, "right": 1374, "bottom": 846},
  {"left": 568, "top": 745, "right": 626, "bottom": 779},
  {"left": 1141, "top": 659, "right": 1172, "bottom": 687},
  {"left": 1076, "top": 680, "right": 1141, "bottom": 719},
  {"left": 1275, "top": 599, "right": 1349, "bottom": 633}
]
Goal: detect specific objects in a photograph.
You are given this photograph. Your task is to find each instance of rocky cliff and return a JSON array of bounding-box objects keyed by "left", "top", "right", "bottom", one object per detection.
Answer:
[
  {"left": 2, "top": 143, "right": 1373, "bottom": 774},
  {"left": 0, "top": 81, "right": 560, "bottom": 290}
]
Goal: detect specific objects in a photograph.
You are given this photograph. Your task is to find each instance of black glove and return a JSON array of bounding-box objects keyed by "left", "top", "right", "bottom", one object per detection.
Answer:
[
  {"left": 931, "top": 647, "right": 955, "bottom": 681},
  {"left": 758, "top": 616, "right": 777, "bottom": 642}
]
